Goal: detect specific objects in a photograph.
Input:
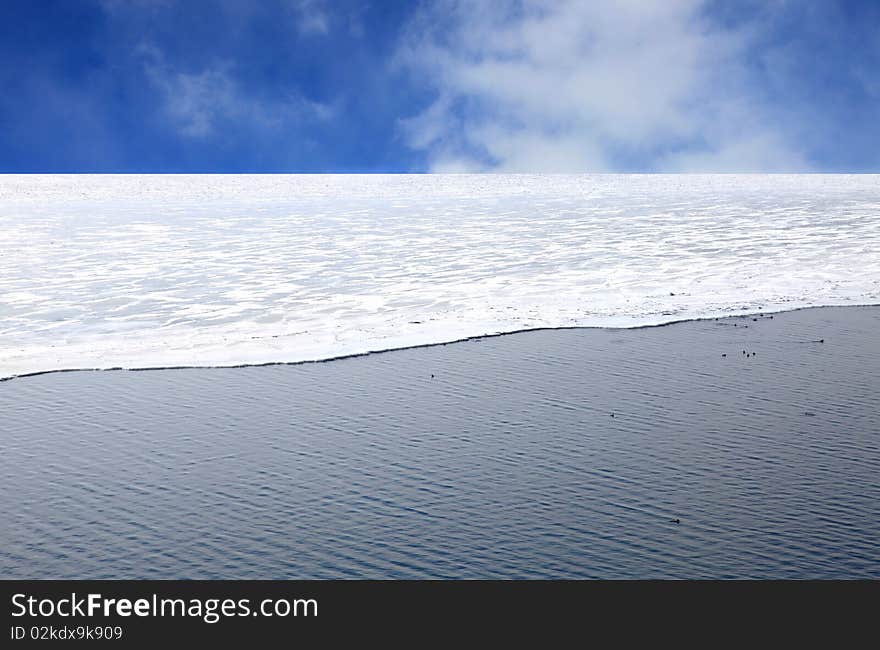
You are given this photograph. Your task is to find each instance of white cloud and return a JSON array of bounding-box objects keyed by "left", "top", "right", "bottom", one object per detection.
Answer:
[
  {"left": 289, "top": 0, "right": 330, "bottom": 36},
  {"left": 397, "top": 0, "right": 809, "bottom": 172},
  {"left": 138, "top": 45, "right": 333, "bottom": 138}
]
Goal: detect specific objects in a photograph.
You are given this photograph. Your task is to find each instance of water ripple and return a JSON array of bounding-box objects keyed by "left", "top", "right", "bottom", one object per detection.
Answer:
[{"left": 0, "top": 306, "right": 878, "bottom": 578}]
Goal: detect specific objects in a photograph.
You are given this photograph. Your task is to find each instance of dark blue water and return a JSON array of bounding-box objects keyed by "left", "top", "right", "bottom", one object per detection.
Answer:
[{"left": 1, "top": 307, "right": 878, "bottom": 578}]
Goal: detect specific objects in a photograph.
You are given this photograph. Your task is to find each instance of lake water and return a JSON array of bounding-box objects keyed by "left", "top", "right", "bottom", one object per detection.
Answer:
[{"left": 1, "top": 306, "right": 878, "bottom": 578}]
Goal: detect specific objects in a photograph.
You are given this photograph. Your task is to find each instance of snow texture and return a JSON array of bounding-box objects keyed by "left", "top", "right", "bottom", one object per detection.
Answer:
[{"left": 1, "top": 174, "right": 878, "bottom": 379}]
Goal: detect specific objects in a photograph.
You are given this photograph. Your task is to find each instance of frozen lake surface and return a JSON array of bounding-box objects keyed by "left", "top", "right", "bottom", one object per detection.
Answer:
[{"left": 1, "top": 174, "right": 878, "bottom": 379}]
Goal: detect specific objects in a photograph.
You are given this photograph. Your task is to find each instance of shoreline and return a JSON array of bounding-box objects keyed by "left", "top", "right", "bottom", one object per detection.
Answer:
[{"left": 3, "top": 302, "right": 878, "bottom": 383}]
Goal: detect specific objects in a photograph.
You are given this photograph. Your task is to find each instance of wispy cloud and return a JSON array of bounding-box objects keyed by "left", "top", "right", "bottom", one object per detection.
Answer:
[
  {"left": 397, "top": 0, "right": 809, "bottom": 172},
  {"left": 288, "top": 0, "right": 330, "bottom": 36},
  {"left": 138, "top": 44, "right": 333, "bottom": 138}
]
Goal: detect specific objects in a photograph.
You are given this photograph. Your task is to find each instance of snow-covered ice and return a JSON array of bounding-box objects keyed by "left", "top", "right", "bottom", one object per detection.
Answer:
[{"left": 1, "top": 174, "right": 878, "bottom": 380}]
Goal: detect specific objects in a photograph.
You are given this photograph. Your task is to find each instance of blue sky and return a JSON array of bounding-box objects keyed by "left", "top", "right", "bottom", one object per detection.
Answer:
[{"left": 1, "top": 0, "right": 879, "bottom": 172}]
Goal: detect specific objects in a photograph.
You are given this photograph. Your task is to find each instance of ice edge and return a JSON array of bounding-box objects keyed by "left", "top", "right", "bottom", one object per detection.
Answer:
[{"left": 3, "top": 302, "right": 877, "bottom": 383}]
